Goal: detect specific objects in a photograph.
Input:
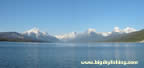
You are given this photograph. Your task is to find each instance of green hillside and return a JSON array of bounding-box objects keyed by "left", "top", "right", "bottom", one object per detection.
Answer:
[{"left": 106, "top": 29, "right": 144, "bottom": 42}]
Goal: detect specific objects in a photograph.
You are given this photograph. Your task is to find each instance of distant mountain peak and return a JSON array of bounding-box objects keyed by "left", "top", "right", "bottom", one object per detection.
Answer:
[
  {"left": 113, "top": 27, "right": 121, "bottom": 32},
  {"left": 24, "top": 27, "right": 40, "bottom": 34},
  {"left": 22, "top": 27, "right": 59, "bottom": 42},
  {"left": 113, "top": 27, "right": 136, "bottom": 33},
  {"left": 55, "top": 32, "right": 77, "bottom": 40},
  {"left": 24, "top": 27, "right": 48, "bottom": 35},
  {"left": 87, "top": 28, "right": 96, "bottom": 34},
  {"left": 123, "top": 27, "right": 136, "bottom": 33}
]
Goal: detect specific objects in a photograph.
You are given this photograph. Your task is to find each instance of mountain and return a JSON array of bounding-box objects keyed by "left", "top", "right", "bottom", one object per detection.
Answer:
[
  {"left": 55, "top": 32, "right": 77, "bottom": 41},
  {"left": 105, "top": 29, "right": 144, "bottom": 42},
  {"left": 22, "top": 28, "right": 59, "bottom": 42},
  {"left": 0, "top": 27, "right": 143, "bottom": 43},
  {"left": 55, "top": 27, "right": 137, "bottom": 42},
  {"left": 0, "top": 28, "right": 60, "bottom": 42},
  {"left": 0, "top": 32, "right": 40, "bottom": 42}
]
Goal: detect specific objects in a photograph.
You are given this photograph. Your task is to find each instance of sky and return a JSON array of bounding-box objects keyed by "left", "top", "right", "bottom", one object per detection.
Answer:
[{"left": 0, "top": 0, "right": 144, "bottom": 35}]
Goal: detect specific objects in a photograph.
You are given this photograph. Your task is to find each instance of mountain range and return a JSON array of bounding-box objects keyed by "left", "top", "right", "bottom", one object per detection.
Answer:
[
  {"left": 0, "top": 28, "right": 59, "bottom": 42},
  {"left": 55, "top": 27, "right": 138, "bottom": 42},
  {"left": 0, "top": 27, "right": 144, "bottom": 43}
]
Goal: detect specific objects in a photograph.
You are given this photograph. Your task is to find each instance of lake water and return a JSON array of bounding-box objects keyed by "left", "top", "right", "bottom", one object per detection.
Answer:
[{"left": 0, "top": 42, "right": 144, "bottom": 68}]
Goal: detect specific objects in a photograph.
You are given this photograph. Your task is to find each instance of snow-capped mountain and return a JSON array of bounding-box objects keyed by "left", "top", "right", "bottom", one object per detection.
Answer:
[
  {"left": 0, "top": 28, "right": 60, "bottom": 42},
  {"left": 0, "top": 27, "right": 139, "bottom": 43},
  {"left": 112, "top": 27, "right": 136, "bottom": 33},
  {"left": 22, "top": 28, "right": 59, "bottom": 42},
  {"left": 0, "top": 32, "right": 44, "bottom": 42},
  {"left": 55, "top": 27, "right": 137, "bottom": 42},
  {"left": 55, "top": 32, "right": 77, "bottom": 41}
]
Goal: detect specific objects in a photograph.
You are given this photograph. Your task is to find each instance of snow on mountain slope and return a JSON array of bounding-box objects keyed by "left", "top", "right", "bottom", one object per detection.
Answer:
[
  {"left": 87, "top": 28, "right": 96, "bottom": 34},
  {"left": 122, "top": 27, "right": 136, "bottom": 33},
  {"left": 22, "top": 27, "right": 59, "bottom": 42},
  {"left": 113, "top": 27, "right": 136, "bottom": 33},
  {"left": 113, "top": 27, "right": 121, "bottom": 32},
  {"left": 55, "top": 32, "right": 77, "bottom": 40},
  {"left": 55, "top": 27, "right": 137, "bottom": 42},
  {"left": 0, "top": 27, "right": 138, "bottom": 42}
]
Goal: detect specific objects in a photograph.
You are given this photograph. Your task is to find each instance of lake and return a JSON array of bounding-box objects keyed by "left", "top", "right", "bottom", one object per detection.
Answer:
[{"left": 0, "top": 42, "right": 144, "bottom": 68}]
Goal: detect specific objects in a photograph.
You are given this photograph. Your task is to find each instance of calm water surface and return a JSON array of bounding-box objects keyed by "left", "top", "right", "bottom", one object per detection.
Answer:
[{"left": 0, "top": 42, "right": 144, "bottom": 68}]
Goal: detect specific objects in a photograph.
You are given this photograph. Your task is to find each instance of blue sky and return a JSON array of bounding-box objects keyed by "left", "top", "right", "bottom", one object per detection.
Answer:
[{"left": 0, "top": 0, "right": 144, "bottom": 35}]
